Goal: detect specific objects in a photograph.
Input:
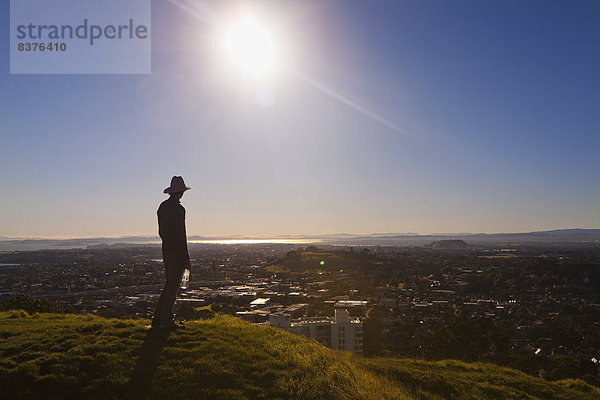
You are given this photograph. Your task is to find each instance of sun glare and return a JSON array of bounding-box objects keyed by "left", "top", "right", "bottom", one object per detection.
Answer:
[{"left": 221, "top": 15, "right": 279, "bottom": 79}]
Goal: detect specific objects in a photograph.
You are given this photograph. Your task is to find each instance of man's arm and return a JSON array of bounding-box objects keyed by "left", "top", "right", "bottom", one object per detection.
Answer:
[{"left": 176, "top": 206, "right": 191, "bottom": 267}]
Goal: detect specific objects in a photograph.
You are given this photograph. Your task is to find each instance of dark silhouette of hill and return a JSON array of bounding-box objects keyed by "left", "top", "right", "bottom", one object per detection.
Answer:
[
  {"left": 429, "top": 240, "right": 469, "bottom": 249},
  {"left": 278, "top": 246, "right": 378, "bottom": 272},
  {"left": 1, "top": 311, "right": 598, "bottom": 400}
]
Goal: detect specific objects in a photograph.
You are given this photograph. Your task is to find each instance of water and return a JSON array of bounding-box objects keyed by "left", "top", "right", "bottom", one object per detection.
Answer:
[
  {"left": 187, "top": 239, "right": 319, "bottom": 245},
  {"left": 0, "top": 238, "right": 321, "bottom": 252}
]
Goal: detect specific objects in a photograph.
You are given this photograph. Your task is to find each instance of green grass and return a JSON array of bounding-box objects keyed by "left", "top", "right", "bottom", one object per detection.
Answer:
[
  {"left": 264, "top": 264, "right": 290, "bottom": 273},
  {"left": 1, "top": 311, "right": 598, "bottom": 400},
  {"left": 358, "top": 358, "right": 599, "bottom": 400}
]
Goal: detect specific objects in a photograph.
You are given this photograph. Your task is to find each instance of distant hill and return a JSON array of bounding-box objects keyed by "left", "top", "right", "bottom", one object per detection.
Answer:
[
  {"left": 276, "top": 246, "right": 378, "bottom": 272},
  {"left": 1, "top": 311, "right": 598, "bottom": 400},
  {"left": 429, "top": 239, "right": 469, "bottom": 249},
  {"left": 1, "top": 229, "right": 600, "bottom": 251}
]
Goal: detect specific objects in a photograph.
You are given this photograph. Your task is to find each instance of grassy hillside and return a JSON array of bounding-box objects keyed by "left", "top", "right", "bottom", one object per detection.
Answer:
[{"left": 1, "top": 311, "right": 598, "bottom": 400}]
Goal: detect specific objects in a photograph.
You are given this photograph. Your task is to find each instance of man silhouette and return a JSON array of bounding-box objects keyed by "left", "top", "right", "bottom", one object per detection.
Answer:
[{"left": 151, "top": 176, "right": 192, "bottom": 329}]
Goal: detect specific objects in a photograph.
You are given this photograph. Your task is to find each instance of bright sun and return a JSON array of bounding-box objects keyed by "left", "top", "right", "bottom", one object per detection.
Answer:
[{"left": 221, "top": 15, "right": 279, "bottom": 80}]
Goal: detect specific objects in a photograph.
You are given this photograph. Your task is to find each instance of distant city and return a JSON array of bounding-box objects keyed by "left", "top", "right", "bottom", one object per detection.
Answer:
[{"left": 1, "top": 233, "right": 599, "bottom": 385}]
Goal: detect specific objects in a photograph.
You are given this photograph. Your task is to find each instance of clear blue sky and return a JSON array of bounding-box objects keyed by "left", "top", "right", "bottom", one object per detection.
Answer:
[{"left": 1, "top": 0, "right": 599, "bottom": 238}]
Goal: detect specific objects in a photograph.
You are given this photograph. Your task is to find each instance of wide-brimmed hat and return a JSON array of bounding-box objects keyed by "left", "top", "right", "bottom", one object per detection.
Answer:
[{"left": 164, "top": 176, "right": 192, "bottom": 194}]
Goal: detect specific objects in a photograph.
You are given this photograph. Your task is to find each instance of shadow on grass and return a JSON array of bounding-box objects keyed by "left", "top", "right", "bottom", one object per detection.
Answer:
[{"left": 127, "top": 328, "right": 171, "bottom": 399}]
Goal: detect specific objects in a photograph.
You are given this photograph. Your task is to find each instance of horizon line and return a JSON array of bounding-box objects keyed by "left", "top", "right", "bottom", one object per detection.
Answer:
[{"left": 1, "top": 227, "right": 599, "bottom": 241}]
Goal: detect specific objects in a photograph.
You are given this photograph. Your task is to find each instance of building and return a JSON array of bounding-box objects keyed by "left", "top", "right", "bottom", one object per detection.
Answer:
[
  {"left": 269, "top": 309, "right": 363, "bottom": 355},
  {"left": 250, "top": 297, "right": 270, "bottom": 307}
]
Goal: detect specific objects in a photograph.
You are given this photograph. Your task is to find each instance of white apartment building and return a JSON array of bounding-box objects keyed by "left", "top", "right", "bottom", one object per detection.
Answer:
[{"left": 269, "top": 309, "right": 363, "bottom": 355}]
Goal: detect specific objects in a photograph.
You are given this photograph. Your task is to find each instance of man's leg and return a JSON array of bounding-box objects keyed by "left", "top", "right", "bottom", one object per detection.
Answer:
[
  {"left": 151, "top": 274, "right": 168, "bottom": 327},
  {"left": 157, "top": 263, "right": 184, "bottom": 327},
  {"left": 152, "top": 261, "right": 184, "bottom": 327}
]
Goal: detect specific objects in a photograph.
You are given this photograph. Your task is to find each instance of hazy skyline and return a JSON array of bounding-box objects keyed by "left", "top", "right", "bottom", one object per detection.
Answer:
[{"left": 2, "top": 0, "right": 599, "bottom": 238}]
